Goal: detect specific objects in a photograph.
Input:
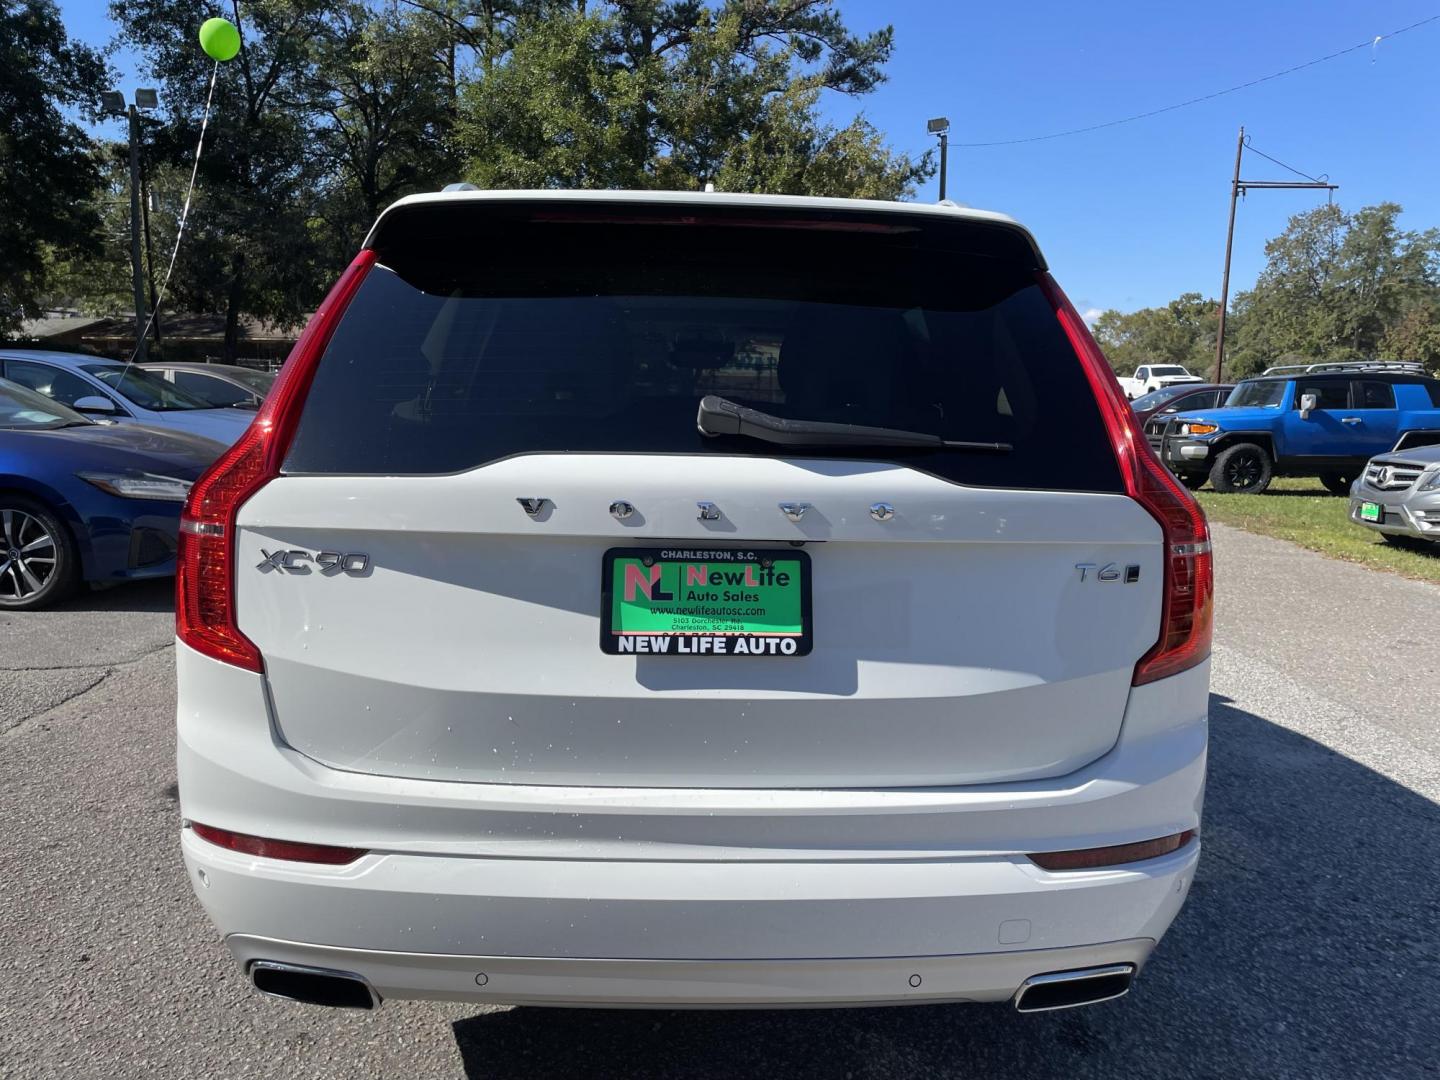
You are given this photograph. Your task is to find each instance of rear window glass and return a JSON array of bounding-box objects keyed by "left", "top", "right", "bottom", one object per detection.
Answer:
[
  {"left": 1354, "top": 380, "right": 1395, "bottom": 408},
  {"left": 285, "top": 212, "right": 1122, "bottom": 492},
  {"left": 1294, "top": 379, "right": 1350, "bottom": 409}
]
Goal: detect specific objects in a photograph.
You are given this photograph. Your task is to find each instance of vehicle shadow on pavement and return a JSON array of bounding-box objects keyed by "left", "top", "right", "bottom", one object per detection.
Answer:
[
  {"left": 449, "top": 693, "right": 1437, "bottom": 1079},
  {"left": 56, "top": 578, "right": 175, "bottom": 613}
]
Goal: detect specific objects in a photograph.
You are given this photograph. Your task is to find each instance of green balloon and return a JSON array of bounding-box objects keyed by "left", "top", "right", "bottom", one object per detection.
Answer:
[{"left": 199, "top": 17, "right": 241, "bottom": 62}]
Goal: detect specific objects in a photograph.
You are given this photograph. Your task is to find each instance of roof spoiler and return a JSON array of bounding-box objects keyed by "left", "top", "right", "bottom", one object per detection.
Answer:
[{"left": 361, "top": 190, "right": 1048, "bottom": 271}]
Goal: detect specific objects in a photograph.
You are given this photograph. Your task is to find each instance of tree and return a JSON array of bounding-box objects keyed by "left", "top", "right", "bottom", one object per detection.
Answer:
[
  {"left": 310, "top": 2, "right": 458, "bottom": 225},
  {"left": 36, "top": 150, "right": 146, "bottom": 317},
  {"left": 0, "top": 0, "right": 110, "bottom": 334},
  {"left": 1228, "top": 202, "right": 1440, "bottom": 375},
  {"left": 1091, "top": 293, "right": 1222, "bottom": 377},
  {"left": 1380, "top": 299, "right": 1440, "bottom": 368},
  {"left": 111, "top": 0, "right": 337, "bottom": 360},
  {"left": 454, "top": 1, "right": 930, "bottom": 197}
]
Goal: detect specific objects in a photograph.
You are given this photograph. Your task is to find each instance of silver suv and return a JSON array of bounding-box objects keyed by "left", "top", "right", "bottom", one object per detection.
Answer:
[{"left": 1349, "top": 443, "right": 1440, "bottom": 545}]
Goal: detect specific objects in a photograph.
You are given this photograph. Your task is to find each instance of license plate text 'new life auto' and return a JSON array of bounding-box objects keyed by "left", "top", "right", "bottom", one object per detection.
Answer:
[{"left": 601, "top": 548, "right": 812, "bottom": 657}]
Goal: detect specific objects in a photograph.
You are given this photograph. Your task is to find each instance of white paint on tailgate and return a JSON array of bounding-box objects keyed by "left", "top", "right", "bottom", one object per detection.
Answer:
[{"left": 235, "top": 454, "right": 1163, "bottom": 788}]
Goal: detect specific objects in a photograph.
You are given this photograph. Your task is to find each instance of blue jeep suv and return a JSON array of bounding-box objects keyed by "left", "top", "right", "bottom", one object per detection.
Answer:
[{"left": 1157, "top": 362, "right": 1440, "bottom": 494}]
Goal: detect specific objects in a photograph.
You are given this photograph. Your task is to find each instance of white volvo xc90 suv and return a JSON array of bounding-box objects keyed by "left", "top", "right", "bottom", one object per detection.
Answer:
[{"left": 176, "top": 190, "right": 1211, "bottom": 1014}]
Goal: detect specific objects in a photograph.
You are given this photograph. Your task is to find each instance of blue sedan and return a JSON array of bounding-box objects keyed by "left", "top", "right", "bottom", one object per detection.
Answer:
[{"left": 0, "top": 378, "right": 223, "bottom": 610}]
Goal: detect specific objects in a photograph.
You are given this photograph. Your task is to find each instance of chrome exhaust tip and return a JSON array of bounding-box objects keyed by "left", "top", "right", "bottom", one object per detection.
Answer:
[
  {"left": 1013, "top": 963, "right": 1135, "bottom": 1013},
  {"left": 249, "top": 960, "right": 380, "bottom": 1010}
]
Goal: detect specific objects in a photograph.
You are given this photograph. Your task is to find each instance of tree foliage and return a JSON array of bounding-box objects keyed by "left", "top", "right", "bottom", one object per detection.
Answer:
[
  {"left": 110, "top": 0, "right": 343, "bottom": 357},
  {"left": 1228, "top": 203, "right": 1440, "bottom": 374},
  {"left": 310, "top": 2, "right": 457, "bottom": 223},
  {"left": 63, "top": 0, "right": 921, "bottom": 356},
  {"left": 455, "top": 1, "right": 929, "bottom": 197},
  {"left": 0, "top": 0, "right": 110, "bottom": 333},
  {"left": 1091, "top": 293, "right": 1221, "bottom": 378},
  {"left": 1093, "top": 203, "right": 1440, "bottom": 380}
]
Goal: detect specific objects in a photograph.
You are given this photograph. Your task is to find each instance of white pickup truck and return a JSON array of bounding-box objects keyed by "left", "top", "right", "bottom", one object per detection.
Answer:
[{"left": 1117, "top": 365, "right": 1205, "bottom": 400}]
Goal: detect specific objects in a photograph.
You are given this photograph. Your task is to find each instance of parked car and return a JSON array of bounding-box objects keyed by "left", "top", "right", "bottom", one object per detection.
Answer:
[
  {"left": 143, "top": 362, "right": 276, "bottom": 410},
  {"left": 0, "top": 349, "right": 255, "bottom": 445},
  {"left": 1348, "top": 442, "right": 1440, "bottom": 546},
  {"left": 1133, "top": 384, "right": 1235, "bottom": 461},
  {"left": 1116, "top": 364, "right": 1204, "bottom": 400},
  {"left": 0, "top": 377, "right": 220, "bottom": 610},
  {"left": 1156, "top": 362, "right": 1440, "bottom": 493},
  {"left": 177, "top": 189, "right": 1211, "bottom": 1015}
]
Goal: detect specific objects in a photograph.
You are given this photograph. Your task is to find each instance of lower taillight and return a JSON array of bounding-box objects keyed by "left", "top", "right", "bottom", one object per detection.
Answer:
[
  {"left": 189, "top": 822, "right": 366, "bottom": 865},
  {"left": 1039, "top": 273, "right": 1214, "bottom": 686},
  {"left": 1028, "top": 830, "right": 1195, "bottom": 872},
  {"left": 175, "top": 250, "right": 377, "bottom": 672}
]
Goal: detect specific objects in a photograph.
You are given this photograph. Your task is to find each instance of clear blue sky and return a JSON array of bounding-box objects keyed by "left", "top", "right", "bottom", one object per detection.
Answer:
[{"left": 60, "top": 0, "right": 1440, "bottom": 319}]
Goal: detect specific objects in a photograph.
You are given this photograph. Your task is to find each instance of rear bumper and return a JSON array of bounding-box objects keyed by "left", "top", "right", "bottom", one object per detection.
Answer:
[
  {"left": 223, "top": 933, "right": 1160, "bottom": 1009},
  {"left": 177, "top": 641, "right": 1208, "bottom": 1006},
  {"left": 183, "top": 824, "right": 1197, "bottom": 968}
]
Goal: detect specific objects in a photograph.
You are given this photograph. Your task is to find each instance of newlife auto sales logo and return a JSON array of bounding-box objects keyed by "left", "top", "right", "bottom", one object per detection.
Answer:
[{"left": 601, "top": 548, "right": 812, "bottom": 657}]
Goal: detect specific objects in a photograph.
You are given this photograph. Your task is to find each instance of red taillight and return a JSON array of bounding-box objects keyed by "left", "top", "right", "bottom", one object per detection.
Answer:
[
  {"left": 190, "top": 821, "right": 366, "bottom": 865},
  {"left": 176, "top": 249, "right": 378, "bottom": 671},
  {"left": 1038, "top": 274, "right": 1214, "bottom": 687},
  {"left": 1028, "top": 829, "right": 1195, "bottom": 871}
]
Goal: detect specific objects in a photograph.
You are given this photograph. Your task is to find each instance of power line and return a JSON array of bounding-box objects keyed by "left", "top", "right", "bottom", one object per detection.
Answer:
[
  {"left": 953, "top": 13, "right": 1440, "bottom": 148},
  {"left": 1241, "top": 139, "right": 1326, "bottom": 184}
]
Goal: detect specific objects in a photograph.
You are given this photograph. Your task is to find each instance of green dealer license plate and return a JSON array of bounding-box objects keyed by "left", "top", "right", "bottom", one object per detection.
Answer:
[
  {"left": 601, "top": 547, "right": 812, "bottom": 657},
  {"left": 1359, "top": 501, "right": 1383, "bottom": 523}
]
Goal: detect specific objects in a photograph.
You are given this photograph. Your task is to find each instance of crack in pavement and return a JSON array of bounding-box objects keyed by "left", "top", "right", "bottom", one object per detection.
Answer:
[
  {"left": 0, "top": 639, "right": 175, "bottom": 674},
  {"left": 2, "top": 642, "right": 174, "bottom": 738}
]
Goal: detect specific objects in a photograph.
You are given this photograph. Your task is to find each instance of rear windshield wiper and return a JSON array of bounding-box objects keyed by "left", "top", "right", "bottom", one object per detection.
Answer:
[{"left": 696, "top": 395, "right": 1012, "bottom": 452}]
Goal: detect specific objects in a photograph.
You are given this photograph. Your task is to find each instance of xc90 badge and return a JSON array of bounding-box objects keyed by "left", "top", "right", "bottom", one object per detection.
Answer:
[{"left": 257, "top": 549, "right": 370, "bottom": 576}]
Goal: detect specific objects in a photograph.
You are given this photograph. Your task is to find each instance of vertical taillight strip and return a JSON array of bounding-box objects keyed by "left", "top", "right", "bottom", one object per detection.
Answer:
[
  {"left": 1038, "top": 273, "right": 1214, "bottom": 686},
  {"left": 176, "top": 249, "right": 379, "bottom": 671}
]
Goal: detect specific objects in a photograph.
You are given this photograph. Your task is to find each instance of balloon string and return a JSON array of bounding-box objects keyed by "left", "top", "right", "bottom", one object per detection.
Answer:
[{"left": 120, "top": 59, "right": 220, "bottom": 372}]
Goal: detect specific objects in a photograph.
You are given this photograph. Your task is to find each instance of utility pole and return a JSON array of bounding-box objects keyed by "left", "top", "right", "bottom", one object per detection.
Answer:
[
  {"left": 1213, "top": 127, "right": 1337, "bottom": 382},
  {"left": 1213, "top": 127, "right": 1244, "bottom": 384},
  {"left": 126, "top": 103, "right": 148, "bottom": 363},
  {"left": 927, "top": 117, "right": 951, "bottom": 201}
]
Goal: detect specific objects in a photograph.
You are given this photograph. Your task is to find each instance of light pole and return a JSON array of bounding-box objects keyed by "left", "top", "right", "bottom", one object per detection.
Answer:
[
  {"left": 927, "top": 117, "right": 950, "bottom": 201},
  {"left": 101, "top": 88, "right": 159, "bottom": 362}
]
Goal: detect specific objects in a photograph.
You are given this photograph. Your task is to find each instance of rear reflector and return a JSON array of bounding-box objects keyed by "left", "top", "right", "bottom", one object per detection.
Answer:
[
  {"left": 1038, "top": 273, "right": 1214, "bottom": 686},
  {"left": 1028, "top": 830, "right": 1195, "bottom": 872},
  {"left": 190, "top": 822, "right": 366, "bottom": 865}
]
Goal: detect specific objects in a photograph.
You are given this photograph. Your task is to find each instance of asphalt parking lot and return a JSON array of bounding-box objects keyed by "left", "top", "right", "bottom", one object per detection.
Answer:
[{"left": 2, "top": 522, "right": 1437, "bottom": 1079}]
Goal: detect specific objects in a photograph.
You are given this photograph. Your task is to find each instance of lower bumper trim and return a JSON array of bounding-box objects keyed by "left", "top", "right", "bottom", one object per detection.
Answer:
[{"left": 225, "top": 934, "right": 1156, "bottom": 1010}]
